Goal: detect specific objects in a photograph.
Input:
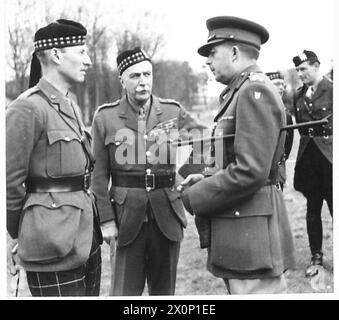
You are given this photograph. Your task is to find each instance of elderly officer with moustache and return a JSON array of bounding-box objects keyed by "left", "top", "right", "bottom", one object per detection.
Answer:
[
  {"left": 91, "top": 47, "right": 206, "bottom": 296},
  {"left": 266, "top": 71, "right": 294, "bottom": 191},
  {"left": 6, "top": 19, "right": 103, "bottom": 296},
  {"left": 292, "top": 50, "right": 333, "bottom": 278},
  {"left": 180, "top": 16, "right": 296, "bottom": 294}
]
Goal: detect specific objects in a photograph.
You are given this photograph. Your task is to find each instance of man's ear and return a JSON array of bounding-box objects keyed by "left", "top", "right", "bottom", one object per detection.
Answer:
[
  {"left": 50, "top": 48, "right": 61, "bottom": 65},
  {"left": 119, "top": 75, "right": 125, "bottom": 89},
  {"left": 231, "top": 46, "right": 239, "bottom": 61}
]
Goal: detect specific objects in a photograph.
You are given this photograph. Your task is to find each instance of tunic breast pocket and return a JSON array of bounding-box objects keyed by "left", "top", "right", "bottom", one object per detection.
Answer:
[
  {"left": 105, "top": 130, "right": 136, "bottom": 167},
  {"left": 46, "top": 130, "right": 86, "bottom": 178}
]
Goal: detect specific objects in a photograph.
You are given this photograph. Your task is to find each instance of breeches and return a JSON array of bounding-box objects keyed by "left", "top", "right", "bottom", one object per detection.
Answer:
[
  {"left": 113, "top": 217, "right": 180, "bottom": 296},
  {"left": 26, "top": 229, "right": 102, "bottom": 297}
]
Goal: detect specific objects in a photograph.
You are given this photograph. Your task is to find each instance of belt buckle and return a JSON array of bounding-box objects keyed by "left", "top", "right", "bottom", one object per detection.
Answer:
[
  {"left": 145, "top": 169, "right": 155, "bottom": 192},
  {"left": 84, "top": 173, "right": 91, "bottom": 190},
  {"left": 308, "top": 127, "right": 314, "bottom": 138}
]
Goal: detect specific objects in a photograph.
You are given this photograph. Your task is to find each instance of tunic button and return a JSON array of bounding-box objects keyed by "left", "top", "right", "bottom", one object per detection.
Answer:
[
  {"left": 50, "top": 94, "right": 56, "bottom": 100},
  {"left": 51, "top": 203, "right": 57, "bottom": 208},
  {"left": 234, "top": 211, "right": 240, "bottom": 216},
  {"left": 146, "top": 151, "right": 151, "bottom": 157},
  {"left": 64, "top": 137, "right": 71, "bottom": 141},
  {"left": 144, "top": 135, "right": 148, "bottom": 140},
  {"left": 322, "top": 108, "right": 326, "bottom": 111}
]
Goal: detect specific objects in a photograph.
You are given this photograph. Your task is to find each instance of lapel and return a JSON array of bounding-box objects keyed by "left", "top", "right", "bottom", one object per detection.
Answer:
[
  {"left": 311, "top": 77, "right": 326, "bottom": 102},
  {"left": 146, "top": 96, "right": 162, "bottom": 133},
  {"left": 38, "top": 78, "right": 81, "bottom": 136},
  {"left": 214, "top": 64, "right": 259, "bottom": 122},
  {"left": 118, "top": 95, "right": 162, "bottom": 134},
  {"left": 118, "top": 96, "right": 139, "bottom": 133}
]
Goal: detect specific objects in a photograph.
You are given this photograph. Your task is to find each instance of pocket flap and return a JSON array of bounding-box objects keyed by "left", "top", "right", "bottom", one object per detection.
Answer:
[
  {"left": 225, "top": 189, "right": 273, "bottom": 218},
  {"left": 23, "top": 193, "right": 85, "bottom": 210},
  {"left": 112, "top": 187, "right": 128, "bottom": 205},
  {"left": 105, "top": 134, "right": 127, "bottom": 147},
  {"left": 164, "top": 188, "right": 181, "bottom": 202},
  {"left": 47, "top": 130, "right": 80, "bottom": 145}
]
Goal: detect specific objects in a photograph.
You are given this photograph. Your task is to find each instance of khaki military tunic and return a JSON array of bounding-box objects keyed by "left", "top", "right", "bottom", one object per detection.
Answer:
[
  {"left": 183, "top": 65, "right": 296, "bottom": 279},
  {"left": 6, "top": 78, "right": 98, "bottom": 272}
]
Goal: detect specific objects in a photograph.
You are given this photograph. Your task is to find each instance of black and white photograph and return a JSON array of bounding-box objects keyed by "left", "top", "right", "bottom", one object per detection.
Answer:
[{"left": 2, "top": 0, "right": 337, "bottom": 303}]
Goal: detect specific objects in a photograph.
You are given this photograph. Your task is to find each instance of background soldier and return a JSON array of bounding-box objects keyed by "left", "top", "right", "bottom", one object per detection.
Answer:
[
  {"left": 292, "top": 50, "right": 333, "bottom": 278},
  {"left": 180, "top": 16, "right": 295, "bottom": 294},
  {"left": 91, "top": 47, "right": 206, "bottom": 295},
  {"left": 266, "top": 71, "right": 294, "bottom": 190},
  {"left": 6, "top": 19, "right": 102, "bottom": 296}
]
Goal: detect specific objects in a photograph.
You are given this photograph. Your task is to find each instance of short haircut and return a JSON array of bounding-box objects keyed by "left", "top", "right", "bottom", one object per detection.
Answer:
[
  {"left": 35, "top": 47, "right": 67, "bottom": 66},
  {"left": 223, "top": 40, "right": 260, "bottom": 60}
]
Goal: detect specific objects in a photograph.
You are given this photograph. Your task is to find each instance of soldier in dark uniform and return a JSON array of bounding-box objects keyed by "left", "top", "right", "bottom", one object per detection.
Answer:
[
  {"left": 180, "top": 16, "right": 295, "bottom": 294},
  {"left": 292, "top": 50, "right": 333, "bottom": 278},
  {"left": 91, "top": 47, "right": 206, "bottom": 295},
  {"left": 266, "top": 71, "right": 294, "bottom": 190},
  {"left": 6, "top": 19, "right": 102, "bottom": 296}
]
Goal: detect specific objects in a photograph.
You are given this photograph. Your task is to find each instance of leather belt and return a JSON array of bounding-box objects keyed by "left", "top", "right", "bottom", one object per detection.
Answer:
[
  {"left": 25, "top": 174, "right": 91, "bottom": 193},
  {"left": 299, "top": 127, "right": 332, "bottom": 138},
  {"left": 111, "top": 171, "right": 175, "bottom": 192}
]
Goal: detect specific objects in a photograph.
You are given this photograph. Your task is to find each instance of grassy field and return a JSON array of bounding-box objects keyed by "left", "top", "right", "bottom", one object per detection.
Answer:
[{"left": 7, "top": 110, "right": 333, "bottom": 297}]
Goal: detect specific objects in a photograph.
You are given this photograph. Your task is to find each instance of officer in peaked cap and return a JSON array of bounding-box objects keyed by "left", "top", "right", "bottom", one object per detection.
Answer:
[
  {"left": 197, "top": 16, "right": 269, "bottom": 57},
  {"left": 91, "top": 47, "right": 207, "bottom": 296},
  {"left": 266, "top": 71, "right": 294, "bottom": 191},
  {"left": 180, "top": 16, "right": 295, "bottom": 294},
  {"left": 7, "top": 19, "right": 103, "bottom": 296},
  {"left": 292, "top": 50, "right": 333, "bottom": 278}
]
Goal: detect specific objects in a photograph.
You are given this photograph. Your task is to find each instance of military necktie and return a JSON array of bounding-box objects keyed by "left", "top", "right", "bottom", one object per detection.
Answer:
[{"left": 138, "top": 105, "right": 146, "bottom": 134}]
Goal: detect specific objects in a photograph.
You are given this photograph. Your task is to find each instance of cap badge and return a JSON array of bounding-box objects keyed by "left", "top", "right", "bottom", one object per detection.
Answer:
[{"left": 299, "top": 52, "right": 307, "bottom": 62}]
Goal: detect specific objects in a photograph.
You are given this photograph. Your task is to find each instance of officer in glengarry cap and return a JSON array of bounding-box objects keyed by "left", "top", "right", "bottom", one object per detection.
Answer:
[
  {"left": 266, "top": 71, "right": 294, "bottom": 191},
  {"left": 91, "top": 47, "right": 206, "bottom": 296},
  {"left": 180, "top": 16, "right": 296, "bottom": 294},
  {"left": 6, "top": 19, "right": 103, "bottom": 296},
  {"left": 292, "top": 50, "right": 333, "bottom": 278}
]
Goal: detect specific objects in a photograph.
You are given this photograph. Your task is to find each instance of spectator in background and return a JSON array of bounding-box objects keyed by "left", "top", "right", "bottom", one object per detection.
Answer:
[
  {"left": 292, "top": 50, "right": 333, "bottom": 278},
  {"left": 266, "top": 71, "right": 294, "bottom": 190}
]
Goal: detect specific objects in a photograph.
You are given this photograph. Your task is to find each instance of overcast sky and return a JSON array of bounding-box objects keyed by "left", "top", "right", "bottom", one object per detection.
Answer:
[{"left": 5, "top": 0, "right": 336, "bottom": 94}]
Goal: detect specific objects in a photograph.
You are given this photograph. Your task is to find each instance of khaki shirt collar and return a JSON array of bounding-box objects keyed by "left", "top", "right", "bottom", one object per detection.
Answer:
[{"left": 37, "top": 78, "right": 76, "bottom": 120}]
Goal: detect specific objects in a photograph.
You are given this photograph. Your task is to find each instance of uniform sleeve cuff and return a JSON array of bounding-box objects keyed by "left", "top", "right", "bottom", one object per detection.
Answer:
[
  {"left": 7, "top": 209, "right": 21, "bottom": 239},
  {"left": 182, "top": 191, "right": 194, "bottom": 215}
]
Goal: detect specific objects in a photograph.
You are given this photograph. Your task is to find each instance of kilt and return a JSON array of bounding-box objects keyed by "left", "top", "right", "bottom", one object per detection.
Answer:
[{"left": 26, "top": 229, "right": 102, "bottom": 297}]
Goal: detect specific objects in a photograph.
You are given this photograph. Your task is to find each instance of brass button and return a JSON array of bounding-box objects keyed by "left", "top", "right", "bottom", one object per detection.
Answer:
[
  {"left": 144, "top": 134, "right": 148, "bottom": 140},
  {"left": 51, "top": 203, "right": 57, "bottom": 208},
  {"left": 64, "top": 137, "right": 71, "bottom": 141},
  {"left": 50, "top": 95, "right": 56, "bottom": 100},
  {"left": 234, "top": 211, "right": 240, "bottom": 216},
  {"left": 146, "top": 151, "right": 151, "bottom": 157}
]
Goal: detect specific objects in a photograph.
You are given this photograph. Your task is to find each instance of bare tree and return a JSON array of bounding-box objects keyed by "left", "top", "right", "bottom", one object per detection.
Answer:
[
  {"left": 7, "top": 0, "right": 41, "bottom": 93},
  {"left": 114, "top": 11, "right": 164, "bottom": 57}
]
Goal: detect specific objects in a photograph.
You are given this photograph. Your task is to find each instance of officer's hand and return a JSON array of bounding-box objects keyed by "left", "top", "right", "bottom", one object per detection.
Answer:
[
  {"left": 7, "top": 236, "right": 21, "bottom": 276},
  {"left": 101, "top": 220, "right": 118, "bottom": 246},
  {"left": 177, "top": 174, "right": 204, "bottom": 192}
]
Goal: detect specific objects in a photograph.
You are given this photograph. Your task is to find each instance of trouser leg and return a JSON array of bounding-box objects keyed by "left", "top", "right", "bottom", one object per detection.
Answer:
[
  {"left": 113, "top": 225, "right": 147, "bottom": 296},
  {"left": 305, "top": 193, "right": 324, "bottom": 255},
  {"left": 146, "top": 219, "right": 180, "bottom": 295}
]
